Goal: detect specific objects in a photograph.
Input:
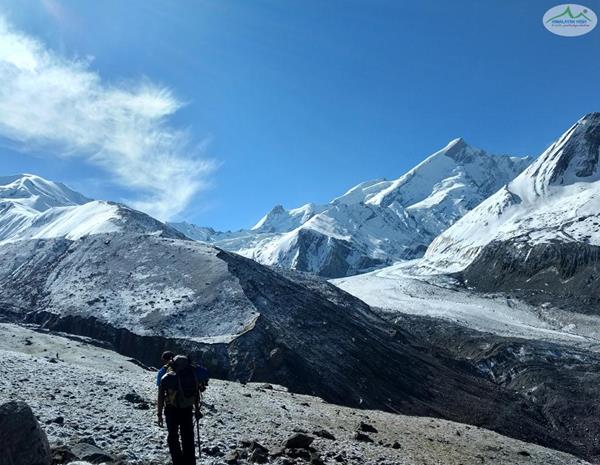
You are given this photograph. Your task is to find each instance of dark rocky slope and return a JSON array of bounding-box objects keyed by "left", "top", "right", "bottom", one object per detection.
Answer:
[
  {"left": 376, "top": 310, "right": 600, "bottom": 462},
  {"left": 0, "top": 232, "right": 595, "bottom": 459},
  {"left": 459, "top": 240, "right": 600, "bottom": 313}
]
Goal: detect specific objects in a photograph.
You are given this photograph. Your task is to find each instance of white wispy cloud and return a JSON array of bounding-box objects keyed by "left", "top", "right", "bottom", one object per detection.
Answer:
[{"left": 0, "top": 16, "right": 215, "bottom": 221}]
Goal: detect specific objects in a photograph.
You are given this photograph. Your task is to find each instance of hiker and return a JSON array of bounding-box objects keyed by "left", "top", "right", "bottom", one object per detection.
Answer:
[
  {"left": 157, "top": 355, "right": 209, "bottom": 465},
  {"left": 156, "top": 351, "right": 175, "bottom": 387}
]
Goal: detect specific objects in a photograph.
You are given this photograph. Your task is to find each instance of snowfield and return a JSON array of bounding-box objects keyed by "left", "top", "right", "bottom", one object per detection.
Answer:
[
  {"left": 332, "top": 260, "right": 600, "bottom": 349},
  {"left": 0, "top": 323, "right": 589, "bottom": 465}
]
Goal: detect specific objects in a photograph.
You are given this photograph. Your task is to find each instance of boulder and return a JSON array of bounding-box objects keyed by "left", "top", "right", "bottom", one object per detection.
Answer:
[
  {"left": 50, "top": 446, "right": 77, "bottom": 464},
  {"left": 285, "top": 448, "right": 311, "bottom": 460},
  {"left": 70, "top": 443, "right": 115, "bottom": 464},
  {"left": 249, "top": 448, "right": 268, "bottom": 463},
  {"left": 224, "top": 450, "right": 240, "bottom": 464},
  {"left": 0, "top": 401, "right": 51, "bottom": 465},
  {"left": 201, "top": 444, "right": 223, "bottom": 457},
  {"left": 358, "top": 421, "right": 378, "bottom": 433},
  {"left": 313, "top": 429, "right": 335, "bottom": 440},
  {"left": 122, "top": 391, "right": 145, "bottom": 404},
  {"left": 247, "top": 441, "right": 269, "bottom": 463},
  {"left": 283, "top": 432, "right": 314, "bottom": 449},
  {"left": 353, "top": 432, "right": 373, "bottom": 443}
]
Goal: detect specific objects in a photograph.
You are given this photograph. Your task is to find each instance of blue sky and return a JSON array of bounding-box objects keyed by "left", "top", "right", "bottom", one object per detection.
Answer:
[{"left": 0, "top": 0, "right": 599, "bottom": 229}]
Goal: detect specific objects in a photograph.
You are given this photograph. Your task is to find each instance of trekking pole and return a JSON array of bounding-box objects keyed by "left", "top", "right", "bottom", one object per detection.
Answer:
[
  {"left": 195, "top": 392, "right": 202, "bottom": 459},
  {"left": 196, "top": 416, "right": 201, "bottom": 459}
]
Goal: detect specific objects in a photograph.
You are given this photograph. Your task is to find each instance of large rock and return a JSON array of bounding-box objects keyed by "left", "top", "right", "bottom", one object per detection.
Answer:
[
  {"left": 70, "top": 442, "right": 115, "bottom": 464},
  {"left": 0, "top": 401, "right": 51, "bottom": 465},
  {"left": 283, "top": 432, "right": 314, "bottom": 449}
]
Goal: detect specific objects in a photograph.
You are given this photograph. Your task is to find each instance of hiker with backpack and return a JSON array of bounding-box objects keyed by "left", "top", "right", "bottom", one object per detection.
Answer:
[{"left": 157, "top": 354, "right": 209, "bottom": 465}]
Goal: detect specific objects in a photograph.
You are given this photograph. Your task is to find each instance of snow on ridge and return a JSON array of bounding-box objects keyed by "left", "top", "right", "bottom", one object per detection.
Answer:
[
  {"left": 0, "top": 174, "right": 121, "bottom": 244},
  {"left": 366, "top": 138, "right": 531, "bottom": 209},
  {"left": 0, "top": 201, "right": 122, "bottom": 244},
  {"left": 331, "top": 178, "right": 392, "bottom": 205}
]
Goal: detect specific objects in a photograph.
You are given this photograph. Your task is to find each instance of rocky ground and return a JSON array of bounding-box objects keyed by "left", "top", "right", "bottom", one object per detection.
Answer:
[{"left": 0, "top": 323, "right": 591, "bottom": 465}]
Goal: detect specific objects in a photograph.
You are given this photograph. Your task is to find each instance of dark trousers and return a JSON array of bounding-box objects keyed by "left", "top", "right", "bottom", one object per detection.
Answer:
[{"left": 165, "top": 406, "right": 196, "bottom": 465}]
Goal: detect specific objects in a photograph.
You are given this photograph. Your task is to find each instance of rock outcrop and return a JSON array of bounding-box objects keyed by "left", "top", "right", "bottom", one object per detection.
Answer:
[
  {"left": 0, "top": 401, "right": 51, "bottom": 465},
  {"left": 460, "top": 240, "right": 600, "bottom": 312}
]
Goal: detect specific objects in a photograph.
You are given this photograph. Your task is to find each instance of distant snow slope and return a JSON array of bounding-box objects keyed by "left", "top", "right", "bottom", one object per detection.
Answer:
[
  {"left": 0, "top": 173, "right": 183, "bottom": 243},
  {"left": 424, "top": 113, "right": 600, "bottom": 272},
  {"left": 171, "top": 139, "right": 531, "bottom": 277},
  {"left": 332, "top": 260, "right": 600, "bottom": 348}
]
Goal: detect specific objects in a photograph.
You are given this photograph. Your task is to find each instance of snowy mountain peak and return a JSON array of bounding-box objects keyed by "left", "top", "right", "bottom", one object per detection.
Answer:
[
  {"left": 424, "top": 112, "right": 600, "bottom": 273},
  {"left": 0, "top": 173, "right": 90, "bottom": 212},
  {"left": 251, "top": 202, "right": 324, "bottom": 233},
  {"left": 252, "top": 205, "right": 286, "bottom": 231},
  {"left": 447, "top": 137, "right": 465, "bottom": 147},
  {"left": 443, "top": 136, "right": 467, "bottom": 152},
  {"left": 524, "top": 112, "right": 600, "bottom": 190},
  {"left": 366, "top": 139, "right": 530, "bottom": 210},
  {"left": 443, "top": 138, "right": 478, "bottom": 163},
  {"left": 271, "top": 204, "right": 286, "bottom": 214}
]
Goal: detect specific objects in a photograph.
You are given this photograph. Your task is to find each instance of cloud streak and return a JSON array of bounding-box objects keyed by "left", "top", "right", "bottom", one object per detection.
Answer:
[{"left": 0, "top": 17, "right": 215, "bottom": 221}]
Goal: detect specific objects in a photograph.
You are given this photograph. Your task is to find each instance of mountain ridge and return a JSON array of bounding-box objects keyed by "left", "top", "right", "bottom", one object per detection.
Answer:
[
  {"left": 0, "top": 173, "right": 186, "bottom": 244},
  {"left": 170, "top": 139, "right": 532, "bottom": 277}
]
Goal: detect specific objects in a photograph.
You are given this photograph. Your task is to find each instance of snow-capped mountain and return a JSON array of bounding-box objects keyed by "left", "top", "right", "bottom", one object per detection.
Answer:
[
  {"left": 1, "top": 149, "right": 599, "bottom": 461},
  {"left": 171, "top": 139, "right": 532, "bottom": 277},
  {"left": 252, "top": 202, "right": 327, "bottom": 233},
  {"left": 426, "top": 113, "right": 600, "bottom": 270},
  {"left": 0, "top": 173, "right": 90, "bottom": 210},
  {"left": 0, "top": 173, "right": 184, "bottom": 243},
  {"left": 423, "top": 113, "right": 600, "bottom": 309}
]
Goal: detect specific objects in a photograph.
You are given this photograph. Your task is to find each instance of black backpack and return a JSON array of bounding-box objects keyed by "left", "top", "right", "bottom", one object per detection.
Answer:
[{"left": 165, "top": 355, "right": 198, "bottom": 409}]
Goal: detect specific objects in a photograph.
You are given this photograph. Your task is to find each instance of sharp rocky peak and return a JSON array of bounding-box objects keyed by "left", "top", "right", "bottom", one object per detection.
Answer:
[{"left": 526, "top": 112, "right": 600, "bottom": 188}]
